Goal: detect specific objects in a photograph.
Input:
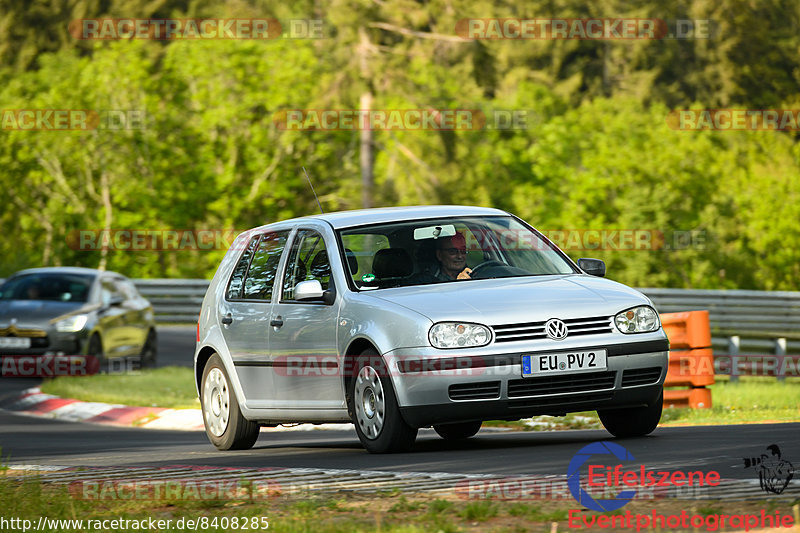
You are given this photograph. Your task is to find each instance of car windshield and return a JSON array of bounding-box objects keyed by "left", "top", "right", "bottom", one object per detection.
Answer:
[
  {"left": 338, "top": 216, "right": 576, "bottom": 290},
  {"left": 0, "top": 273, "right": 94, "bottom": 302}
]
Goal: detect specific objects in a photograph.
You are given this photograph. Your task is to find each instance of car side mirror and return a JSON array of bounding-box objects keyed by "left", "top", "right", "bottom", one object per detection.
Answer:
[
  {"left": 578, "top": 258, "right": 606, "bottom": 277},
  {"left": 295, "top": 280, "right": 336, "bottom": 304},
  {"left": 109, "top": 295, "right": 124, "bottom": 306}
]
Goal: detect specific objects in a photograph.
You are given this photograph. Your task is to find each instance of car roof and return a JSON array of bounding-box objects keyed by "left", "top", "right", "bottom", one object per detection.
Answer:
[{"left": 260, "top": 205, "right": 511, "bottom": 230}]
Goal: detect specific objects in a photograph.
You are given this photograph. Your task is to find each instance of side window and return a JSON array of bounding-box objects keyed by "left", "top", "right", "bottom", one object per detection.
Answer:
[
  {"left": 227, "top": 237, "right": 260, "bottom": 300},
  {"left": 338, "top": 233, "right": 390, "bottom": 285},
  {"left": 117, "top": 279, "right": 139, "bottom": 301},
  {"left": 100, "top": 279, "right": 123, "bottom": 306},
  {"left": 282, "top": 230, "right": 331, "bottom": 301},
  {"left": 242, "top": 231, "right": 290, "bottom": 300}
]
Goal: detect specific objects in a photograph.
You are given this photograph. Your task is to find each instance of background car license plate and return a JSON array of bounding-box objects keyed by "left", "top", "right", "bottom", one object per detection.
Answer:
[
  {"left": 521, "top": 349, "right": 607, "bottom": 377},
  {"left": 0, "top": 337, "right": 32, "bottom": 349}
]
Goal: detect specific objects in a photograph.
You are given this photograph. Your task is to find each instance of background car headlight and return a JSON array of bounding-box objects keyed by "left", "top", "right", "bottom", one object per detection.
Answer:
[
  {"left": 615, "top": 306, "right": 659, "bottom": 333},
  {"left": 429, "top": 322, "right": 491, "bottom": 349},
  {"left": 55, "top": 314, "right": 88, "bottom": 333}
]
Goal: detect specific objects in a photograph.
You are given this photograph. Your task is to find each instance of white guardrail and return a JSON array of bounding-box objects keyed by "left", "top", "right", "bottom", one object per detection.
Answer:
[
  {"left": 1, "top": 276, "right": 797, "bottom": 356},
  {"left": 132, "top": 279, "right": 800, "bottom": 355}
]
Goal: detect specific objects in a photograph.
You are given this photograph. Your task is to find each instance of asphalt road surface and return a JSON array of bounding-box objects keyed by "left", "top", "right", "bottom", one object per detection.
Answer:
[
  {"left": 154, "top": 325, "right": 196, "bottom": 368},
  {"left": 1, "top": 404, "right": 797, "bottom": 481},
  {"left": 1, "top": 326, "right": 797, "bottom": 486}
]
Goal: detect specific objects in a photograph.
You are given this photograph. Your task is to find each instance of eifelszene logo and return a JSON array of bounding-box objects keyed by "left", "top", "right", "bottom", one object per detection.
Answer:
[
  {"left": 743, "top": 444, "right": 794, "bottom": 494},
  {"left": 567, "top": 441, "right": 721, "bottom": 512}
]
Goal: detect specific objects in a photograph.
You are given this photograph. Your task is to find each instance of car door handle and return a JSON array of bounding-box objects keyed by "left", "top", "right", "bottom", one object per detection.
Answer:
[
  {"left": 270, "top": 317, "right": 283, "bottom": 327},
  {"left": 221, "top": 313, "right": 233, "bottom": 325}
]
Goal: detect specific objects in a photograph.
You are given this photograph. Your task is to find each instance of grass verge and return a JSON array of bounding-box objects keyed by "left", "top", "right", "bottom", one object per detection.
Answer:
[
  {"left": 1, "top": 475, "right": 797, "bottom": 533},
  {"left": 40, "top": 367, "right": 199, "bottom": 409}
]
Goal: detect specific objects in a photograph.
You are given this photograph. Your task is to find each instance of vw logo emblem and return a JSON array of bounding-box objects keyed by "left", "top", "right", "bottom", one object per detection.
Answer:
[{"left": 545, "top": 318, "right": 568, "bottom": 340}]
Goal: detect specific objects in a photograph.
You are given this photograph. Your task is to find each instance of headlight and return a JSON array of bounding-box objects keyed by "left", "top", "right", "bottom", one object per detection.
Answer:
[
  {"left": 429, "top": 322, "right": 491, "bottom": 349},
  {"left": 55, "top": 314, "right": 88, "bottom": 333},
  {"left": 615, "top": 306, "right": 659, "bottom": 334}
]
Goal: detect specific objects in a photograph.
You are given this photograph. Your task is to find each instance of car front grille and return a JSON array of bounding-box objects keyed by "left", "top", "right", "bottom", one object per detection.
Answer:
[
  {"left": 492, "top": 316, "right": 613, "bottom": 343},
  {"left": 507, "top": 371, "right": 617, "bottom": 398},
  {"left": 621, "top": 367, "right": 662, "bottom": 387},
  {"left": 448, "top": 381, "right": 501, "bottom": 401}
]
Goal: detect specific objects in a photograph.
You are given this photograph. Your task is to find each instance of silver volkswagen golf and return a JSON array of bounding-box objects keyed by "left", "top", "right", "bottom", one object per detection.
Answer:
[{"left": 195, "top": 206, "right": 669, "bottom": 453}]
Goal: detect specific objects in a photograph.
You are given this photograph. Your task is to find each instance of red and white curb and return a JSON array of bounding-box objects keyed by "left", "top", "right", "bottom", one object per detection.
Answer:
[
  {"left": 0, "top": 387, "right": 354, "bottom": 432},
  {"left": 0, "top": 387, "right": 204, "bottom": 430}
]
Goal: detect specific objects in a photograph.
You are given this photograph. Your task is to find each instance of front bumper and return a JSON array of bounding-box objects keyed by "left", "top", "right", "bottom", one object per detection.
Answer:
[
  {"left": 386, "top": 338, "right": 669, "bottom": 428},
  {"left": 0, "top": 330, "right": 88, "bottom": 356}
]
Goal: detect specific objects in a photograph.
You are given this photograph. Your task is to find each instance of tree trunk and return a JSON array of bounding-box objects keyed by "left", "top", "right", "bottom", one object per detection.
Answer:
[{"left": 359, "top": 90, "right": 374, "bottom": 208}]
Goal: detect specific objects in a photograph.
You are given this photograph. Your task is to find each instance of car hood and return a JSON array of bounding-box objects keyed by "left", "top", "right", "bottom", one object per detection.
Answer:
[
  {"left": 0, "top": 300, "right": 92, "bottom": 327},
  {"left": 365, "top": 275, "right": 651, "bottom": 324}
]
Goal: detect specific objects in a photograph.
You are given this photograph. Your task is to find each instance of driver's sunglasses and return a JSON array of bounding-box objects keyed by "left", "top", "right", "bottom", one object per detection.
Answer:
[{"left": 441, "top": 247, "right": 467, "bottom": 256}]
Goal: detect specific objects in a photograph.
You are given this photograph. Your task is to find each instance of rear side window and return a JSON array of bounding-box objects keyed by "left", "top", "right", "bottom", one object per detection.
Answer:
[
  {"left": 242, "top": 231, "right": 290, "bottom": 300},
  {"left": 226, "top": 237, "right": 259, "bottom": 300}
]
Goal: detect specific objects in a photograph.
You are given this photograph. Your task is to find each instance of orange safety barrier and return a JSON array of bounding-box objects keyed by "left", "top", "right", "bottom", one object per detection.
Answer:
[{"left": 660, "top": 310, "right": 714, "bottom": 408}]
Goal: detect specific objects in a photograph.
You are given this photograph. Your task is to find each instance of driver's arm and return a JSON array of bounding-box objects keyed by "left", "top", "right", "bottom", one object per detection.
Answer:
[{"left": 457, "top": 268, "right": 472, "bottom": 280}]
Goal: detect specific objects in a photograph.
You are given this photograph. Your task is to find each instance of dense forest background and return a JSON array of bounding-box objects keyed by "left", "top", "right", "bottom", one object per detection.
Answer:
[{"left": 1, "top": 0, "right": 799, "bottom": 290}]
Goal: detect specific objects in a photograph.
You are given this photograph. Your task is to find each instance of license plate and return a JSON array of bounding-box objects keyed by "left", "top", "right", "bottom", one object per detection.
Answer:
[
  {"left": 522, "top": 349, "right": 607, "bottom": 377},
  {"left": 0, "top": 337, "right": 31, "bottom": 349}
]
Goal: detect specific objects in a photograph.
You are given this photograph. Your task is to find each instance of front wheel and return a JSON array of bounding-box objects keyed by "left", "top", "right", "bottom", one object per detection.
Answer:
[
  {"left": 139, "top": 329, "right": 157, "bottom": 369},
  {"left": 348, "top": 348, "right": 417, "bottom": 453},
  {"left": 433, "top": 420, "right": 482, "bottom": 440},
  {"left": 201, "top": 354, "right": 259, "bottom": 450},
  {"left": 598, "top": 389, "right": 663, "bottom": 438},
  {"left": 87, "top": 334, "right": 106, "bottom": 374}
]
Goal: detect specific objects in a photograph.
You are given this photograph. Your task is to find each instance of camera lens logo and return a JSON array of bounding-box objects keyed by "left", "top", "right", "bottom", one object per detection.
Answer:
[
  {"left": 567, "top": 441, "right": 637, "bottom": 512},
  {"left": 743, "top": 444, "right": 794, "bottom": 494}
]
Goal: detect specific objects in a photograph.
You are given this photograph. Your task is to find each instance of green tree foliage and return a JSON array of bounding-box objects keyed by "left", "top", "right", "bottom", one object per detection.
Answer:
[{"left": 0, "top": 0, "right": 798, "bottom": 290}]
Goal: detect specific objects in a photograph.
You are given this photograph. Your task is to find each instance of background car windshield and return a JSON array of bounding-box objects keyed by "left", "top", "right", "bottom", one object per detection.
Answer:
[
  {"left": 338, "top": 216, "right": 575, "bottom": 290},
  {"left": 0, "top": 273, "right": 94, "bottom": 302}
]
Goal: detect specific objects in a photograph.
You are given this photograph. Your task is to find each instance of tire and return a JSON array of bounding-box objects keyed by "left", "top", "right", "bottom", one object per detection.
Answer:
[
  {"left": 200, "top": 353, "right": 259, "bottom": 450},
  {"left": 87, "top": 334, "right": 106, "bottom": 374},
  {"left": 598, "top": 388, "right": 663, "bottom": 438},
  {"left": 139, "top": 329, "right": 157, "bottom": 369},
  {"left": 433, "top": 420, "right": 482, "bottom": 440},
  {"left": 348, "top": 348, "right": 417, "bottom": 453}
]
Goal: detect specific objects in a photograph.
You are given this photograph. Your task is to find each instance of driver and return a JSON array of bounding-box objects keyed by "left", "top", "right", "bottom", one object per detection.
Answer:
[{"left": 432, "top": 233, "right": 472, "bottom": 281}]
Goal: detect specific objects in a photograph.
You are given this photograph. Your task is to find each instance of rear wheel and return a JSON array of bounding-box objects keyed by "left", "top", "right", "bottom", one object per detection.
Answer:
[
  {"left": 348, "top": 348, "right": 417, "bottom": 453},
  {"left": 433, "top": 421, "right": 482, "bottom": 440},
  {"left": 598, "top": 388, "right": 663, "bottom": 438},
  {"left": 139, "top": 329, "right": 157, "bottom": 369},
  {"left": 201, "top": 354, "right": 259, "bottom": 450}
]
